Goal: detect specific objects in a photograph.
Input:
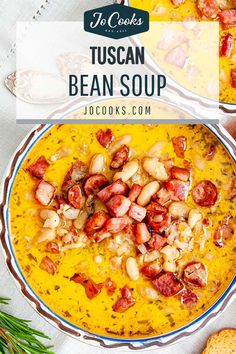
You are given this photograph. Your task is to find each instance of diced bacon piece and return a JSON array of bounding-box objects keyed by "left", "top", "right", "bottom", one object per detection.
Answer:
[
  {"left": 218, "top": 9, "right": 236, "bottom": 29},
  {"left": 197, "top": 0, "right": 219, "bottom": 18},
  {"left": 28, "top": 156, "right": 49, "bottom": 179},
  {"left": 105, "top": 217, "right": 128, "bottom": 233},
  {"left": 94, "top": 230, "right": 112, "bottom": 243},
  {"left": 112, "top": 286, "right": 135, "bottom": 313},
  {"left": 45, "top": 242, "right": 59, "bottom": 254},
  {"left": 84, "top": 174, "right": 109, "bottom": 196},
  {"left": 104, "top": 278, "right": 117, "bottom": 296},
  {"left": 65, "top": 160, "right": 87, "bottom": 182},
  {"left": 123, "top": 224, "right": 135, "bottom": 240},
  {"left": 140, "top": 261, "right": 162, "bottom": 279},
  {"left": 56, "top": 193, "right": 67, "bottom": 207},
  {"left": 85, "top": 210, "right": 110, "bottom": 236},
  {"left": 62, "top": 160, "right": 87, "bottom": 194},
  {"left": 35, "top": 180, "right": 55, "bottom": 206},
  {"left": 146, "top": 202, "right": 170, "bottom": 233},
  {"left": 172, "top": 136, "right": 187, "bottom": 158},
  {"left": 68, "top": 184, "right": 84, "bottom": 209},
  {"left": 154, "top": 187, "right": 172, "bottom": 205},
  {"left": 183, "top": 262, "right": 208, "bottom": 288},
  {"left": 106, "top": 195, "right": 131, "bottom": 217},
  {"left": 110, "top": 145, "right": 129, "bottom": 169},
  {"left": 184, "top": 159, "right": 192, "bottom": 170},
  {"left": 96, "top": 129, "right": 114, "bottom": 148},
  {"left": 231, "top": 68, "right": 236, "bottom": 88},
  {"left": 152, "top": 272, "right": 183, "bottom": 296},
  {"left": 63, "top": 229, "right": 78, "bottom": 244},
  {"left": 166, "top": 179, "right": 189, "bottom": 201},
  {"left": 147, "top": 201, "right": 168, "bottom": 215},
  {"left": 61, "top": 179, "right": 75, "bottom": 195},
  {"left": 97, "top": 179, "right": 129, "bottom": 203},
  {"left": 39, "top": 256, "right": 57, "bottom": 275},
  {"left": 214, "top": 215, "right": 234, "bottom": 247},
  {"left": 203, "top": 145, "right": 216, "bottom": 160},
  {"left": 192, "top": 180, "right": 217, "bottom": 207},
  {"left": 135, "top": 223, "right": 151, "bottom": 244},
  {"left": 220, "top": 33, "right": 234, "bottom": 57},
  {"left": 147, "top": 213, "right": 170, "bottom": 233},
  {"left": 180, "top": 289, "right": 198, "bottom": 307},
  {"left": 171, "top": 0, "right": 185, "bottom": 6},
  {"left": 128, "top": 203, "right": 146, "bottom": 222},
  {"left": 148, "top": 233, "right": 167, "bottom": 250},
  {"left": 70, "top": 273, "right": 103, "bottom": 299},
  {"left": 159, "top": 157, "right": 174, "bottom": 173},
  {"left": 170, "top": 166, "right": 190, "bottom": 182},
  {"left": 165, "top": 46, "right": 188, "bottom": 69},
  {"left": 128, "top": 183, "right": 142, "bottom": 202}
]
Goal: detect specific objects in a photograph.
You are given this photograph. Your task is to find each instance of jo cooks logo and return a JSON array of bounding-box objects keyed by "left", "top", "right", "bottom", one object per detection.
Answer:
[{"left": 84, "top": 4, "right": 149, "bottom": 39}]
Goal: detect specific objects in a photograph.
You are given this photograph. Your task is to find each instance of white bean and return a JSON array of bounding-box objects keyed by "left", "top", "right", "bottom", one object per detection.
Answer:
[
  {"left": 137, "top": 243, "right": 147, "bottom": 255},
  {"left": 137, "top": 181, "right": 159, "bottom": 206},
  {"left": 113, "top": 160, "right": 139, "bottom": 182},
  {"left": 163, "top": 260, "right": 176, "bottom": 273},
  {"left": 110, "top": 256, "right": 123, "bottom": 271},
  {"left": 89, "top": 154, "right": 105, "bottom": 174},
  {"left": 143, "top": 250, "right": 160, "bottom": 263},
  {"left": 126, "top": 257, "right": 139, "bottom": 280},
  {"left": 60, "top": 216, "right": 72, "bottom": 229},
  {"left": 56, "top": 228, "right": 68, "bottom": 237},
  {"left": 37, "top": 228, "right": 55, "bottom": 243},
  {"left": 63, "top": 205, "right": 80, "bottom": 220},
  {"left": 194, "top": 154, "right": 205, "bottom": 171},
  {"left": 161, "top": 245, "right": 179, "bottom": 261},
  {"left": 116, "top": 241, "right": 132, "bottom": 256},
  {"left": 50, "top": 147, "right": 73, "bottom": 161},
  {"left": 129, "top": 148, "right": 137, "bottom": 159},
  {"left": 73, "top": 211, "right": 88, "bottom": 229},
  {"left": 168, "top": 202, "right": 189, "bottom": 219},
  {"left": 142, "top": 157, "right": 168, "bottom": 181},
  {"left": 138, "top": 286, "right": 159, "bottom": 301},
  {"left": 179, "top": 222, "right": 192, "bottom": 240},
  {"left": 147, "top": 141, "right": 166, "bottom": 157},
  {"left": 43, "top": 213, "right": 60, "bottom": 229},
  {"left": 109, "top": 135, "right": 131, "bottom": 154},
  {"left": 188, "top": 209, "right": 202, "bottom": 229},
  {"left": 61, "top": 232, "right": 88, "bottom": 251},
  {"left": 40, "top": 209, "right": 57, "bottom": 220},
  {"left": 94, "top": 255, "right": 103, "bottom": 264}
]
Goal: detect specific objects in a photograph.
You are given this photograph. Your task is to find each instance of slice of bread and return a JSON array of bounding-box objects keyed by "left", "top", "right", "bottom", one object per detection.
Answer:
[{"left": 202, "top": 328, "right": 236, "bottom": 354}]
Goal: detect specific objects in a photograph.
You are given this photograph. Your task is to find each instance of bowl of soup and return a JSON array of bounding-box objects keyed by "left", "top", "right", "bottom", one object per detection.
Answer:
[
  {"left": 128, "top": 0, "right": 236, "bottom": 110},
  {"left": 0, "top": 114, "right": 236, "bottom": 349}
]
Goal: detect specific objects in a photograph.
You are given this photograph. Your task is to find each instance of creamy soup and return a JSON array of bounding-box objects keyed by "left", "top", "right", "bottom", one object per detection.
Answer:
[
  {"left": 10, "top": 124, "right": 236, "bottom": 338},
  {"left": 130, "top": 0, "right": 236, "bottom": 104}
]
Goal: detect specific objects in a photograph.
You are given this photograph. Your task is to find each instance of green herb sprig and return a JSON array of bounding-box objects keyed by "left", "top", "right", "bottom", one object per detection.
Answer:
[{"left": 0, "top": 297, "right": 54, "bottom": 354}]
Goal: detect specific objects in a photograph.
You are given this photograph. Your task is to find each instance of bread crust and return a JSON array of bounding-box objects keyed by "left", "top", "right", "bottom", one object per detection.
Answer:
[{"left": 202, "top": 328, "right": 236, "bottom": 354}]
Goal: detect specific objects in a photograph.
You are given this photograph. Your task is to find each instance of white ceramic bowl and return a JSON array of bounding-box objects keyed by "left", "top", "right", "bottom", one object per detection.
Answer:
[{"left": 0, "top": 101, "right": 236, "bottom": 350}]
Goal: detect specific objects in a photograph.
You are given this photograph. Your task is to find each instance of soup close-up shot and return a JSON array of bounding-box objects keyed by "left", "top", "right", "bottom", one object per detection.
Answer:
[
  {"left": 8, "top": 124, "right": 236, "bottom": 339},
  {"left": 130, "top": 0, "right": 236, "bottom": 105}
]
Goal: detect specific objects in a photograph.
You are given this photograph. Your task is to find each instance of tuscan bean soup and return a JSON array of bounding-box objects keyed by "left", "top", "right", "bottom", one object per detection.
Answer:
[
  {"left": 131, "top": 0, "right": 236, "bottom": 104},
  {"left": 10, "top": 124, "right": 236, "bottom": 338}
]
